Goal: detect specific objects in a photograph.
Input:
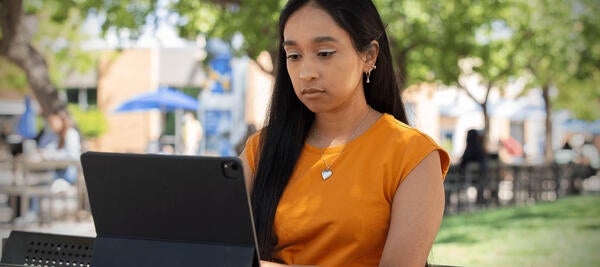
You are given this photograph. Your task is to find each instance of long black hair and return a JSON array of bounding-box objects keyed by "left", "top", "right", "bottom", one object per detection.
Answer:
[{"left": 251, "top": 0, "right": 408, "bottom": 260}]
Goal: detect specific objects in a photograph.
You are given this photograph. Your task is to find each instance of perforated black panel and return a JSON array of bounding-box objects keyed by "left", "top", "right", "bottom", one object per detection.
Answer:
[{"left": 1, "top": 231, "right": 94, "bottom": 267}]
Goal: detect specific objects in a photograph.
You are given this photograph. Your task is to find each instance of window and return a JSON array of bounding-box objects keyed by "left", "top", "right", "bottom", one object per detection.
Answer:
[{"left": 64, "top": 87, "right": 97, "bottom": 110}]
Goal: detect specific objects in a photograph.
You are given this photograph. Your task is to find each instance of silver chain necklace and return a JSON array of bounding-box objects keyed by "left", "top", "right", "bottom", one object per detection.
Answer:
[{"left": 315, "top": 107, "right": 372, "bottom": 180}]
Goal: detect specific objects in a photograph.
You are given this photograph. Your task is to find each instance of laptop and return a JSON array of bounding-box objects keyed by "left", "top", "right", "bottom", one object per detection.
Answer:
[{"left": 80, "top": 151, "right": 260, "bottom": 267}]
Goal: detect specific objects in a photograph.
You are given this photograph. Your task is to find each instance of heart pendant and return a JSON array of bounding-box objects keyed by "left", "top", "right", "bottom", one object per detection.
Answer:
[{"left": 322, "top": 169, "right": 333, "bottom": 180}]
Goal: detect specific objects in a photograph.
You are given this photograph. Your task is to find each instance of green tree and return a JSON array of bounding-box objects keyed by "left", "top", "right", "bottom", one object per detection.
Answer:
[
  {"left": 375, "top": 0, "right": 500, "bottom": 89},
  {"left": 175, "top": 0, "right": 505, "bottom": 90},
  {"left": 549, "top": 0, "right": 600, "bottom": 122},
  {"left": 0, "top": 0, "right": 100, "bottom": 115},
  {"left": 0, "top": 0, "right": 522, "bottom": 115},
  {"left": 0, "top": 0, "right": 161, "bottom": 116},
  {"left": 0, "top": 0, "right": 272, "bottom": 116},
  {"left": 172, "top": 0, "right": 284, "bottom": 73},
  {"left": 4, "top": 0, "right": 596, "bottom": 157},
  {"left": 68, "top": 104, "right": 108, "bottom": 138},
  {"left": 511, "top": 0, "right": 600, "bottom": 162},
  {"left": 454, "top": 1, "right": 530, "bottom": 148}
]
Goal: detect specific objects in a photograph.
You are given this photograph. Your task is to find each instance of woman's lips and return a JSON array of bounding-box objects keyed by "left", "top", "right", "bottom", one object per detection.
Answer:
[{"left": 301, "top": 88, "right": 325, "bottom": 96}]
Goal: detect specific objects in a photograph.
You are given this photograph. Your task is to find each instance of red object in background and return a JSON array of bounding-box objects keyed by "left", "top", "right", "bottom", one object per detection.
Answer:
[{"left": 502, "top": 137, "right": 524, "bottom": 156}]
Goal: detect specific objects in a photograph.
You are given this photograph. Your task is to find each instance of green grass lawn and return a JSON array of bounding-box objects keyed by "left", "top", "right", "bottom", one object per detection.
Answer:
[{"left": 430, "top": 195, "right": 600, "bottom": 267}]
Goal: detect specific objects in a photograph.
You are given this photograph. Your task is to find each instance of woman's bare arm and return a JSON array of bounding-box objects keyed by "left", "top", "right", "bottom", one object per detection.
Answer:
[{"left": 379, "top": 151, "right": 445, "bottom": 267}]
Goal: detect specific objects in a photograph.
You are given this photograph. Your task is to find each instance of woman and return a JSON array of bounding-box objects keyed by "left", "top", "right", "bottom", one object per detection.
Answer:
[
  {"left": 459, "top": 129, "right": 486, "bottom": 173},
  {"left": 39, "top": 111, "right": 81, "bottom": 185},
  {"left": 459, "top": 129, "right": 486, "bottom": 205},
  {"left": 240, "top": 0, "right": 450, "bottom": 266},
  {"left": 15, "top": 111, "right": 81, "bottom": 224}
]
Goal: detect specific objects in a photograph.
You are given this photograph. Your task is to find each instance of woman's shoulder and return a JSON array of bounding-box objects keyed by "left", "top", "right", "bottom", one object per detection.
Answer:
[
  {"left": 374, "top": 113, "right": 451, "bottom": 178},
  {"left": 374, "top": 113, "right": 439, "bottom": 147},
  {"left": 245, "top": 130, "right": 262, "bottom": 148},
  {"left": 65, "top": 127, "right": 80, "bottom": 139},
  {"left": 243, "top": 130, "right": 262, "bottom": 157}
]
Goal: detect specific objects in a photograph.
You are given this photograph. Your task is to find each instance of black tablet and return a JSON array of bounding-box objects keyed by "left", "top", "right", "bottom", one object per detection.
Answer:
[{"left": 80, "top": 151, "right": 259, "bottom": 267}]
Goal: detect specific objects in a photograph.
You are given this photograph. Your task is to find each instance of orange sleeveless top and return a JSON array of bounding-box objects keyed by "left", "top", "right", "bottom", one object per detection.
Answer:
[{"left": 245, "top": 113, "right": 450, "bottom": 266}]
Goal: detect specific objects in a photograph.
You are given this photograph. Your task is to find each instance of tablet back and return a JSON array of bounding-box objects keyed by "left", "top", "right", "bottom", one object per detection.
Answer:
[{"left": 81, "top": 151, "right": 259, "bottom": 267}]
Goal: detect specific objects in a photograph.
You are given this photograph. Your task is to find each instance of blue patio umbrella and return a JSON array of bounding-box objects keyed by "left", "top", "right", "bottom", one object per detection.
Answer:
[
  {"left": 16, "top": 96, "right": 37, "bottom": 139},
  {"left": 114, "top": 86, "right": 199, "bottom": 113},
  {"left": 114, "top": 87, "right": 199, "bottom": 154}
]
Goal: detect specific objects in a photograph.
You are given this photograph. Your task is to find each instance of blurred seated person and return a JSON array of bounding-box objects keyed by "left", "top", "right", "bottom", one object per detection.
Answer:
[
  {"left": 460, "top": 129, "right": 486, "bottom": 173},
  {"left": 36, "top": 111, "right": 81, "bottom": 185},
  {"left": 581, "top": 139, "right": 599, "bottom": 176},
  {"left": 555, "top": 140, "right": 575, "bottom": 165},
  {"left": 15, "top": 111, "right": 81, "bottom": 224},
  {"left": 182, "top": 111, "right": 203, "bottom": 155},
  {"left": 460, "top": 129, "right": 488, "bottom": 205}
]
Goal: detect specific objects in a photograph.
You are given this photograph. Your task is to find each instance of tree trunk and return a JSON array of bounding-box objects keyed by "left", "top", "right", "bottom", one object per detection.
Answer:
[
  {"left": 461, "top": 80, "right": 493, "bottom": 152},
  {"left": 481, "top": 81, "right": 493, "bottom": 151},
  {"left": 7, "top": 44, "right": 66, "bottom": 116},
  {"left": 481, "top": 101, "right": 490, "bottom": 152},
  {"left": 542, "top": 84, "right": 553, "bottom": 163},
  {"left": 0, "top": 0, "right": 66, "bottom": 116}
]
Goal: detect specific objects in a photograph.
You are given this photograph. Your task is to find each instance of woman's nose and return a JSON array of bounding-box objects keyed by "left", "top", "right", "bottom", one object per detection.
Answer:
[{"left": 298, "top": 60, "right": 318, "bottom": 81}]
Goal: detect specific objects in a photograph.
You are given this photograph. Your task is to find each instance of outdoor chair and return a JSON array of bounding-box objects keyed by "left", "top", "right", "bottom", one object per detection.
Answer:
[
  {"left": 464, "top": 161, "right": 484, "bottom": 206},
  {"left": 481, "top": 159, "right": 501, "bottom": 206},
  {"left": 443, "top": 165, "right": 463, "bottom": 214},
  {"left": 0, "top": 157, "right": 81, "bottom": 225}
]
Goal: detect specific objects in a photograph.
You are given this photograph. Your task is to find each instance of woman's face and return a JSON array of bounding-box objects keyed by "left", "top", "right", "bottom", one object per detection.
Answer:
[
  {"left": 48, "top": 114, "right": 63, "bottom": 133},
  {"left": 283, "top": 4, "right": 368, "bottom": 113}
]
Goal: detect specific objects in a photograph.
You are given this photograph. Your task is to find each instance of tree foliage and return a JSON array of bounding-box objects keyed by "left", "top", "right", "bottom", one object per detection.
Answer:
[
  {"left": 488, "top": 0, "right": 598, "bottom": 161},
  {"left": 374, "top": 0, "right": 502, "bottom": 88},
  {"left": 0, "top": 0, "right": 98, "bottom": 114},
  {"left": 68, "top": 104, "right": 108, "bottom": 138},
  {"left": 1, "top": 0, "right": 598, "bottom": 123},
  {"left": 173, "top": 0, "right": 284, "bottom": 61},
  {"left": 511, "top": 0, "right": 599, "bottom": 121}
]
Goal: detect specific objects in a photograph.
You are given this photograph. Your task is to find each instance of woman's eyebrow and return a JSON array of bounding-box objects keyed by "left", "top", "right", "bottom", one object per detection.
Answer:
[
  {"left": 283, "top": 40, "right": 297, "bottom": 46},
  {"left": 283, "top": 36, "right": 339, "bottom": 47},
  {"left": 312, "top": 36, "right": 338, "bottom": 44}
]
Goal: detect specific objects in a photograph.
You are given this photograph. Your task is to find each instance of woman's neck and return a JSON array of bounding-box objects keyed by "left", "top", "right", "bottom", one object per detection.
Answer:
[{"left": 309, "top": 104, "right": 376, "bottom": 148}]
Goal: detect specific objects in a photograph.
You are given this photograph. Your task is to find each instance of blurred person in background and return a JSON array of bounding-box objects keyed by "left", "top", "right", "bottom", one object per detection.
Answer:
[
  {"left": 460, "top": 129, "right": 488, "bottom": 205},
  {"left": 38, "top": 111, "right": 81, "bottom": 186},
  {"left": 181, "top": 111, "right": 203, "bottom": 155},
  {"left": 459, "top": 129, "right": 486, "bottom": 173},
  {"left": 15, "top": 111, "right": 81, "bottom": 224},
  {"left": 555, "top": 138, "right": 576, "bottom": 165},
  {"left": 581, "top": 138, "right": 599, "bottom": 176}
]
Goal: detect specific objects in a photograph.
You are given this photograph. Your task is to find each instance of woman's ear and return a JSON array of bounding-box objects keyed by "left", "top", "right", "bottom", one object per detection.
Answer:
[{"left": 363, "top": 40, "right": 380, "bottom": 71}]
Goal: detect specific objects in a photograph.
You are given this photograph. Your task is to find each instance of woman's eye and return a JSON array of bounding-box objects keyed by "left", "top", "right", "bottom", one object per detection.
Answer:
[
  {"left": 286, "top": 53, "right": 300, "bottom": 60},
  {"left": 317, "top": 50, "right": 336, "bottom": 57}
]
